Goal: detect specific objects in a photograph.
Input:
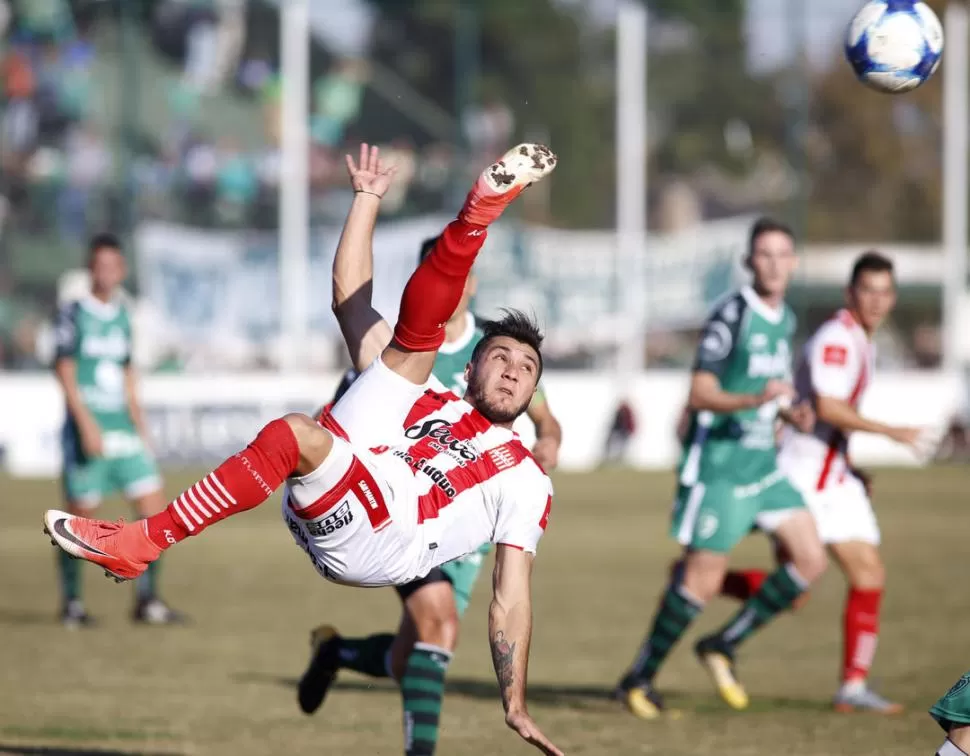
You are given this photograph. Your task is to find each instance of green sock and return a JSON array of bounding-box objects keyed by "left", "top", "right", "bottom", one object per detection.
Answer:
[
  {"left": 402, "top": 642, "right": 451, "bottom": 756},
  {"left": 711, "top": 563, "right": 807, "bottom": 650},
  {"left": 626, "top": 582, "right": 703, "bottom": 682},
  {"left": 135, "top": 558, "right": 161, "bottom": 601},
  {"left": 336, "top": 633, "right": 395, "bottom": 678},
  {"left": 57, "top": 548, "right": 81, "bottom": 603}
]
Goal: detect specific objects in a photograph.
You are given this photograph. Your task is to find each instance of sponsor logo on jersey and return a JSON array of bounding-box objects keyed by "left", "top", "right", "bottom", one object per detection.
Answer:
[
  {"left": 749, "top": 333, "right": 768, "bottom": 349},
  {"left": 306, "top": 501, "right": 354, "bottom": 537},
  {"left": 748, "top": 340, "right": 790, "bottom": 378},
  {"left": 489, "top": 446, "right": 518, "bottom": 471},
  {"left": 404, "top": 418, "right": 479, "bottom": 463},
  {"left": 700, "top": 321, "right": 733, "bottom": 361},
  {"left": 80, "top": 330, "right": 129, "bottom": 360},
  {"left": 391, "top": 450, "right": 460, "bottom": 499},
  {"left": 822, "top": 344, "right": 848, "bottom": 366}
]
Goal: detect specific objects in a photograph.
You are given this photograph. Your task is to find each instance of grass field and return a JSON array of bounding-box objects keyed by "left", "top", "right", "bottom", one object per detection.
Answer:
[{"left": 2, "top": 466, "right": 969, "bottom": 756}]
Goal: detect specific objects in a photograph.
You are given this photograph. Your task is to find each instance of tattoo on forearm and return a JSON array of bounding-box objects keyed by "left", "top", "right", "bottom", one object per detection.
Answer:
[{"left": 491, "top": 631, "right": 516, "bottom": 692}]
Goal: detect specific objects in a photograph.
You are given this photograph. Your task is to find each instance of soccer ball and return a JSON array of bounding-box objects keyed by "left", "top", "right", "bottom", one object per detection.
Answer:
[{"left": 845, "top": 0, "right": 944, "bottom": 94}]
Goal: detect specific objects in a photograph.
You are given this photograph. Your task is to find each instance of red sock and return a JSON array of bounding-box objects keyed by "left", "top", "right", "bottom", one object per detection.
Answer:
[
  {"left": 393, "top": 219, "right": 486, "bottom": 351},
  {"left": 720, "top": 568, "right": 768, "bottom": 602},
  {"left": 842, "top": 587, "right": 882, "bottom": 683},
  {"left": 144, "top": 418, "right": 300, "bottom": 549}
]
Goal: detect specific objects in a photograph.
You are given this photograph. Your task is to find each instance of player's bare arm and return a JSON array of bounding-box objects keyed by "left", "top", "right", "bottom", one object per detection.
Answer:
[
  {"left": 688, "top": 371, "right": 794, "bottom": 414},
  {"left": 526, "top": 397, "right": 562, "bottom": 470},
  {"left": 124, "top": 365, "right": 152, "bottom": 448},
  {"left": 54, "top": 357, "right": 103, "bottom": 457},
  {"left": 489, "top": 544, "right": 563, "bottom": 756},
  {"left": 332, "top": 143, "right": 396, "bottom": 371},
  {"left": 815, "top": 395, "right": 922, "bottom": 448}
]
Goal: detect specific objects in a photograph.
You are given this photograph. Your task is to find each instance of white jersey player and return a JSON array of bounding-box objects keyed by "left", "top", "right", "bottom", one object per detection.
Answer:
[
  {"left": 43, "top": 142, "right": 564, "bottom": 756},
  {"left": 777, "top": 251, "right": 926, "bottom": 714}
]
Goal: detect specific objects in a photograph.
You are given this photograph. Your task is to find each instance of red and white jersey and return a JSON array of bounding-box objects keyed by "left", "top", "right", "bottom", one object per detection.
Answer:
[
  {"left": 778, "top": 309, "right": 875, "bottom": 492},
  {"left": 305, "top": 379, "right": 553, "bottom": 586},
  {"left": 381, "top": 389, "right": 552, "bottom": 580}
]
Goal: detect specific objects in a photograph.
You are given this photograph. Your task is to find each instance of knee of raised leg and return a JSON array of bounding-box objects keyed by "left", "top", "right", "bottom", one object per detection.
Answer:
[
  {"left": 281, "top": 413, "right": 332, "bottom": 462},
  {"left": 416, "top": 607, "right": 461, "bottom": 651},
  {"left": 682, "top": 560, "right": 724, "bottom": 604}
]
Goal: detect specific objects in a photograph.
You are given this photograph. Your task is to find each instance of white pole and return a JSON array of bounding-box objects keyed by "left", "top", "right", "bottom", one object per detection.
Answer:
[
  {"left": 279, "top": 0, "right": 310, "bottom": 372},
  {"left": 943, "top": 1, "right": 968, "bottom": 372},
  {"left": 615, "top": 0, "right": 648, "bottom": 373}
]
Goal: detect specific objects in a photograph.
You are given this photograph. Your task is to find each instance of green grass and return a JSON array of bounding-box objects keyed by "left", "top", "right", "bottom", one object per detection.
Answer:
[{"left": 2, "top": 467, "right": 969, "bottom": 755}]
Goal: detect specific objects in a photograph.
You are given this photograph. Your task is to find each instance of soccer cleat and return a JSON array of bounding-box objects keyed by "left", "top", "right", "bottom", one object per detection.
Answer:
[
  {"left": 298, "top": 624, "right": 342, "bottom": 715},
  {"left": 458, "top": 143, "right": 557, "bottom": 228},
  {"left": 614, "top": 675, "right": 665, "bottom": 720},
  {"left": 695, "top": 637, "right": 749, "bottom": 710},
  {"left": 133, "top": 597, "right": 189, "bottom": 626},
  {"left": 60, "top": 599, "right": 96, "bottom": 630},
  {"left": 44, "top": 510, "right": 161, "bottom": 582},
  {"left": 833, "top": 683, "right": 904, "bottom": 714}
]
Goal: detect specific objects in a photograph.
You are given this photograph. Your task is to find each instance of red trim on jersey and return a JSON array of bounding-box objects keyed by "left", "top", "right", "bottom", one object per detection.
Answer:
[
  {"left": 404, "top": 389, "right": 460, "bottom": 428},
  {"left": 498, "top": 543, "right": 526, "bottom": 551},
  {"left": 290, "top": 456, "right": 392, "bottom": 530},
  {"left": 539, "top": 494, "right": 552, "bottom": 531},
  {"left": 318, "top": 409, "right": 349, "bottom": 441},
  {"left": 416, "top": 441, "right": 531, "bottom": 524},
  {"left": 815, "top": 339, "right": 870, "bottom": 492}
]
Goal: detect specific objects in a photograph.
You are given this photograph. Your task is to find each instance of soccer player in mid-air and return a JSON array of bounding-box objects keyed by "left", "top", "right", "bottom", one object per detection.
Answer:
[
  {"left": 53, "top": 233, "right": 185, "bottom": 627},
  {"left": 296, "top": 145, "right": 562, "bottom": 756},
  {"left": 44, "top": 143, "right": 563, "bottom": 756},
  {"left": 774, "top": 251, "right": 927, "bottom": 713},
  {"left": 615, "top": 217, "right": 828, "bottom": 718}
]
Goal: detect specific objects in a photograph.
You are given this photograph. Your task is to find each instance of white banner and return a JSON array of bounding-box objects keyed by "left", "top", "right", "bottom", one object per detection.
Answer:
[
  {"left": 1, "top": 370, "right": 963, "bottom": 478},
  {"left": 133, "top": 215, "right": 757, "bottom": 366}
]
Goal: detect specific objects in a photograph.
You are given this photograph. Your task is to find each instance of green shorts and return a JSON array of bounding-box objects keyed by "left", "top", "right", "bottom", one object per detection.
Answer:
[
  {"left": 670, "top": 468, "right": 805, "bottom": 553},
  {"left": 62, "top": 426, "right": 161, "bottom": 508},
  {"left": 440, "top": 545, "right": 490, "bottom": 616},
  {"left": 931, "top": 671, "right": 970, "bottom": 732}
]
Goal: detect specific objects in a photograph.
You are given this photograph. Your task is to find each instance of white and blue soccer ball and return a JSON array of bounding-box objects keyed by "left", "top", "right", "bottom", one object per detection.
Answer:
[{"left": 845, "top": 0, "right": 944, "bottom": 94}]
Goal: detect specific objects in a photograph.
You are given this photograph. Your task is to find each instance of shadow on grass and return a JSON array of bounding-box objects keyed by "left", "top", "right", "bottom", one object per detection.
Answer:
[
  {"left": 0, "top": 747, "right": 181, "bottom": 756},
  {"left": 0, "top": 609, "right": 57, "bottom": 626},
  {"left": 232, "top": 672, "right": 828, "bottom": 714}
]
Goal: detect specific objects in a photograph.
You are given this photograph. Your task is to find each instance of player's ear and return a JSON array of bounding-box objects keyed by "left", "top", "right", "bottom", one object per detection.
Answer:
[{"left": 463, "top": 362, "right": 472, "bottom": 384}]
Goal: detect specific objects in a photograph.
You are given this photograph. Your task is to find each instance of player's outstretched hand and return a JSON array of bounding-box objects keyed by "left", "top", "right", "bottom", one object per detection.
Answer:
[
  {"left": 760, "top": 379, "right": 797, "bottom": 406},
  {"left": 345, "top": 142, "right": 397, "bottom": 198},
  {"left": 506, "top": 711, "right": 564, "bottom": 756}
]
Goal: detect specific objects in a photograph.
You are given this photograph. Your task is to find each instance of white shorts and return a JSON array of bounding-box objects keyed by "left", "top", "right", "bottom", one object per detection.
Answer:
[
  {"left": 800, "top": 474, "right": 880, "bottom": 546},
  {"left": 280, "top": 358, "right": 427, "bottom": 587}
]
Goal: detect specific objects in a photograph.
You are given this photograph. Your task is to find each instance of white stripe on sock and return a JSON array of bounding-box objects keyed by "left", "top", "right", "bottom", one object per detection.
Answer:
[
  {"left": 186, "top": 486, "right": 212, "bottom": 518},
  {"left": 178, "top": 494, "right": 204, "bottom": 525},
  {"left": 201, "top": 476, "right": 229, "bottom": 510},
  {"left": 194, "top": 479, "right": 222, "bottom": 512},
  {"left": 172, "top": 500, "right": 196, "bottom": 532},
  {"left": 209, "top": 473, "right": 237, "bottom": 506}
]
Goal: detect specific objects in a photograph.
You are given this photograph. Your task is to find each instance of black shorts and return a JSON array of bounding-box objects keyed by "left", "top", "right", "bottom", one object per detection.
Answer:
[{"left": 394, "top": 567, "right": 453, "bottom": 603}]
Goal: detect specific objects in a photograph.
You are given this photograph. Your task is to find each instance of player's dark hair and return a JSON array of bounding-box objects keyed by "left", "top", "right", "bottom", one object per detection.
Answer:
[
  {"left": 418, "top": 236, "right": 439, "bottom": 265},
  {"left": 470, "top": 309, "right": 544, "bottom": 379},
  {"left": 88, "top": 232, "right": 123, "bottom": 262},
  {"left": 748, "top": 217, "right": 795, "bottom": 257},
  {"left": 850, "top": 250, "right": 894, "bottom": 288}
]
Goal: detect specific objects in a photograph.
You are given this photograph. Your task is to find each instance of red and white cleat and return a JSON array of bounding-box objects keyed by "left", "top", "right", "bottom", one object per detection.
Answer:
[
  {"left": 459, "top": 143, "right": 557, "bottom": 228},
  {"left": 44, "top": 510, "right": 161, "bottom": 582}
]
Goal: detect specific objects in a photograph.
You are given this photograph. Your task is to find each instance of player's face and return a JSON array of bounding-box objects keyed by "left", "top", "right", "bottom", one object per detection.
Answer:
[
  {"left": 464, "top": 336, "right": 539, "bottom": 425},
  {"left": 748, "top": 231, "right": 797, "bottom": 299},
  {"left": 848, "top": 270, "right": 896, "bottom": 333},
  {"left": 90, "top": 247, "right": 126, "bottom": 295}
]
